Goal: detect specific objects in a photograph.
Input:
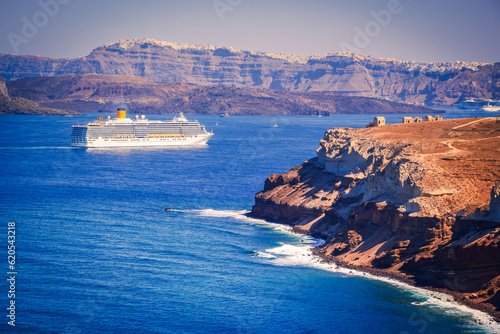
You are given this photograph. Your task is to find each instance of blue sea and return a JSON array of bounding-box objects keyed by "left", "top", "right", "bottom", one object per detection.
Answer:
[{"left": 1, "top": 110, "right": 499, "bottom": 334}]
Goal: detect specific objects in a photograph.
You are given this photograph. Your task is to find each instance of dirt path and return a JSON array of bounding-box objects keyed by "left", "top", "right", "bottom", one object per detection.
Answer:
[
  {"left": 452, "top": 117, "right": 494, "bottom": 130},
  {"left": 442, "top": 134, "right": 500, "bottom": 152}
]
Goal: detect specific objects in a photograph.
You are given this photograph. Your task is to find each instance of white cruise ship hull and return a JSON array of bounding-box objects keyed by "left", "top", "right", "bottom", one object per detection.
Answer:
[
  {"left": 72, "top": 133, "right": 213, "bottom": 148},
  {"left": 71, "top": 111, "right": 214, "bottom": 148}
]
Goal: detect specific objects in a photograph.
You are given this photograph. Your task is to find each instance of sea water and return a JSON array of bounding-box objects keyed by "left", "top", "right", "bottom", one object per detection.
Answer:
[{"left": 0, "top": 110, "right": 499, "bottom": 334}]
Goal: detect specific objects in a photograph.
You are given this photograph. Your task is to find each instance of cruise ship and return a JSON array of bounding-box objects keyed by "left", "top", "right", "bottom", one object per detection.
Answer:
[
  {"left": 454, "top": 98, "right": 500, "bottom": 110},
  {"left": 71, "top": 109, "right": 213, "bottom": 148}
]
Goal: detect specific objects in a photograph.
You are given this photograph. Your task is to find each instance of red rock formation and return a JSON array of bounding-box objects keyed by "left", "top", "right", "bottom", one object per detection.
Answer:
[{"left": 251, "top": 117, "right": 500, "bottom": 319}]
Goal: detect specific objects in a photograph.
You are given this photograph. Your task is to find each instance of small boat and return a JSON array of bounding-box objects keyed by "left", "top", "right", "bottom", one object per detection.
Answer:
[
  {"left": 273, "top": 122, "right": 278, "bottom": 128},
  {"left": 220, "top": 112, "right": 230, "bottom": 117}
]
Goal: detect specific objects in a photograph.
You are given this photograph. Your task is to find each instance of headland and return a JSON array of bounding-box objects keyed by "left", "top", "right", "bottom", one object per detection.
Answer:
[{"left": 251, "top": 116, "right": 500, "bottom": 320}]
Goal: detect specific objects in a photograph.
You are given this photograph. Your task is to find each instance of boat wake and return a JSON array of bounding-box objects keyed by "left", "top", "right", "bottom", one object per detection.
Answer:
[
  {"left": 177, "top": 208, "right": 500, "bottom": 332},
  {"left": 179, "top": 208, "right": 250, "bottom": 218},
  {"left": 177, "top": 208, "right": 296, "bottom": 235}
]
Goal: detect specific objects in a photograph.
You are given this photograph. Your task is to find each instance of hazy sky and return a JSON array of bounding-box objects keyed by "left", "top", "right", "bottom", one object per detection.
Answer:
[{"left": 0, "top": 0, "right": 499, "bottom": 63}]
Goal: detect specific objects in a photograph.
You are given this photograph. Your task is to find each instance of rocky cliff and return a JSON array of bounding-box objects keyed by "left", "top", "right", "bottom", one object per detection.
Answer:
[
  {"left": 251, "top": 117, "right": 500, "bottom": 319},
  {"left": 1, "top": 38, "right": 498, "bottom": 105},
  {"left": 0, "top": 77, "right": 79, "bottom": 116},
  {"left": 5, "top": 73, "right": 436, "bottom": 115}
]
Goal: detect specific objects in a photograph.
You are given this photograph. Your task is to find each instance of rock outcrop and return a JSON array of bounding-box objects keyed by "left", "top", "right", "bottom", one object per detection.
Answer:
[
  {"left": 0, "top": 77, "right": 79, "bottom": 116},
  {"left": 1, "top": 38, "right": 498, "bottom": 105},
  {"left": 0, "top": 77, "right": 9, "bottom": 99},
  {"left": 251, "top": 117, "right": 500, "bottom": 319},
  {"left": 5, "top": 73, "right": 436, "bottom": 115}
]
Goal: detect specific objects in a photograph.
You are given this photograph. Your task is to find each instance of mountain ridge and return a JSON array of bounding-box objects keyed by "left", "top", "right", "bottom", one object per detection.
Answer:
[
  {"left": 95, "top": 39, "right": 489, "bottom": 69},
  {"left": 1, "top": 38, "right": 498, "bottom": 106}
]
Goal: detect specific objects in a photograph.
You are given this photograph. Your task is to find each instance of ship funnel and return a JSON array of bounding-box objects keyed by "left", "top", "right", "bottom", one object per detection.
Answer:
[{"left": 117, "top": 108, "right": 126, "bottom": 119}]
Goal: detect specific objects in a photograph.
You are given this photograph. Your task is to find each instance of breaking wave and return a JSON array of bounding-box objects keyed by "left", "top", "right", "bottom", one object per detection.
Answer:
[{"left": 178, "top": 208, "right": 500, "bottom": 333}]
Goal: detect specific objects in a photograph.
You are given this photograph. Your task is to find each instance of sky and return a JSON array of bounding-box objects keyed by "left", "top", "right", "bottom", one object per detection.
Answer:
[{"left": 0, "top": 0, "right": 499, "bottom": 63}]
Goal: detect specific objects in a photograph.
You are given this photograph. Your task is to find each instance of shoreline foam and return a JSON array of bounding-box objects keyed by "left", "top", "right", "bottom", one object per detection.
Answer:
[{"left": 185, "top": 209, "right": 500, "bottom": 333}]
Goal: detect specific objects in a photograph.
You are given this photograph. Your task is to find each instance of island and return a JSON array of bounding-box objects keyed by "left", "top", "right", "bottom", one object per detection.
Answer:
[
  {"left": 5, "top": 73, "right": 437, "bottom": 116},
  {"left": 1, "top": 38, "right": 498, "bottom": 106},
  {"left": 251, "top": 116, "right": 500, "bottom": 320}
]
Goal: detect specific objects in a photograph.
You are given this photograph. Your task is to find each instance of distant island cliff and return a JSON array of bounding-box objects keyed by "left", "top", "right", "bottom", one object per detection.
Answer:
[
  {"left": 1, "top": 38, "right": 498, "bottom": 106},
  {"left": 251, "top": 117, "right": 500, "bottom": 319},
  {"left": 5, "top": 73, "right": 438, "bottom": 116}
]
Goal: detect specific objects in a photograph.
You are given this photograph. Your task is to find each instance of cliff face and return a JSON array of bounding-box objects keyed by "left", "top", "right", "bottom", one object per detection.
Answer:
[
  {"left": 6, "top": 73, "right": 436, "bottom": 115},
  {"left": 1, "top": 38, "right": 498, "bottom": 105},
  {"left": 251, "top": 117, "right": 500, "bottom": 317},
  {"left": 0, "top": 77, "right": 79, "bottom": 116},
  {"left": 0, "top": 77, "right": 9, "bottom": 98}
]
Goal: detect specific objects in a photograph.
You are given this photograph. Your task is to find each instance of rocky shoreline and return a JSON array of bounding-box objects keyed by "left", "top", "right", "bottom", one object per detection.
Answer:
[
  {"left": 308, "top": 247, "right": 500, "bottom": 323},
  {"left": 251, "top": 117, "right": 500, "bottom": 323}
]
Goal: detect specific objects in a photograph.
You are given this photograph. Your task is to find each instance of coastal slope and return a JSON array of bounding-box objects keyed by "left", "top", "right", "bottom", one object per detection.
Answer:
[
  {"left": 251, "top": 117, "right": 500, "bottom": 318},
  {"left": 6, "top": 73, "right": 436, "bottom": 115},
  {"left": 0, "top": 77, "right": 79, "bottom": 116},
  {"left": 1, "top": 38, "right": 498, "bottom": 105}
]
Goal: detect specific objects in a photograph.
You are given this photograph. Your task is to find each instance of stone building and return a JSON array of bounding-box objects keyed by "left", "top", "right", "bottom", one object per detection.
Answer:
[
  {"left": 424, "top": 115, "right": 443, "bottom": 122},
  {"left": 367, "top": 116, "right": 385, "bottom": 127}
]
